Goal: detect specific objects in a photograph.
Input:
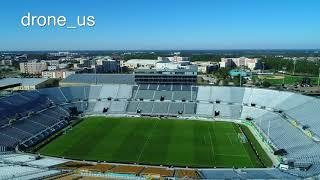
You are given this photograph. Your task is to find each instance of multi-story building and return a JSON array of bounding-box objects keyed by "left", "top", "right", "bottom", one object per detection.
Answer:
[
  {"left": 220, "top": 57, "right": 261, "bottom": 70},
  {"left": 192, "top": 61, "right": 219, "bottom": 73},
  {"left": 158, "top": 56, "right": 190, "bottom": 62},
  {"left": 0, "top": 59, "right": 13, "bottom": 66},
  {"left": 124, "top": 59, "right": 160, "bottom": 69},
  {"left": 219, "top": 58, "right": 234, "bottom": 68},
  {"left": 19, "top": 61, "right": 48, "bottom": 75},
  {"left": 58, "top": 63, "right": 69, "bottom": 69},
  {"left": 63, "top": 71, "right": 76, "bottom": 78},
  {"left": 47, "top": 60, "right": 60, "bottom": 66},
  {"left": 42, "top": 70, "right": 75, "bottom": 79},
  {"left": 41, "top": 71, "right": 55, "bottom": 79},
  {"left": 47, "top": 65, "right": 57, "bottom": 71},
  {"left": 134, "top": 61, "right": 197, "bottom": 84},
  {"left": 48, "top": 51, "right": 78, "bottom": 56},
  {"left": 79, "top": 59, "right": 92, "bottom": 67},
  {"left": 96, "top": 59, "right": 120, "bottom": 73}
]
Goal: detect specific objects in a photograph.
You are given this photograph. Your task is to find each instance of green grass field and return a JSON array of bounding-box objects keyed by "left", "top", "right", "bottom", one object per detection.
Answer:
[
  {"left": 39, "top": 116, "right": 270, "bottom": 168},
  {"left": 258, "top": 75, "right": 319, "bottom": 85}
]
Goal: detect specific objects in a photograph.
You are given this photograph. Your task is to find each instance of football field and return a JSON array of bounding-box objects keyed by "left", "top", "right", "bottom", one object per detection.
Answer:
[{"left": 39, "top": 116, "right": 270, "bottom": 168}]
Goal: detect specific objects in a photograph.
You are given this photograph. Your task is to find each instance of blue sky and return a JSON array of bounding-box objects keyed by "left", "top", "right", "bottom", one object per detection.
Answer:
[{"left": 0, "top": 0, "right": 319, "bottom": 50}]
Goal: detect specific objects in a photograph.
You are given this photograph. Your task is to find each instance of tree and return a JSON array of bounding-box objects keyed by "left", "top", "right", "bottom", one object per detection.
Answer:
[
  {"left": 261, "top": 57, "right": 320, "bottom": 76},
  {"left": 213, "top": 67, "right": 231, "bottom": 79},
  {"left": 262, "top": 81, "right": 272, "bottom": 88}
]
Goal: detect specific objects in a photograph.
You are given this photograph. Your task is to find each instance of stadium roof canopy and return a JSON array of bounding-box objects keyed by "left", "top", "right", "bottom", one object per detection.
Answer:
[
  {"left": 0, "top": 78, "right": 48, "bottom": 89},
  {"left": 61, "top": 73, "right": 135, "bottom": 85}
]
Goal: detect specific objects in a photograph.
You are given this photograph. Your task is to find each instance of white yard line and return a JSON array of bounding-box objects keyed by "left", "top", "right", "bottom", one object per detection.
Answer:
[
  {"left": 215, "top": 154, "right": 248, "bottom": 158},
  {"left": 136, "top": 120, "right": 159, "bottom": 162},
  {"left": 227, "top": 134, "right": 233, "bottom": 145},
  {"left": 232, "top": 124, "right": 254, "bottom": 167}
]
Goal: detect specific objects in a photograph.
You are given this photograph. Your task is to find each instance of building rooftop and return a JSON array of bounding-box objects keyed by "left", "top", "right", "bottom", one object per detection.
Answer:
[
  {"left": 228, "top": 69, "right": 249, "bottom": 77},
  {"left": 134, "top": 67, "right": 197, "bottom": 74},
  {"left": 0, "top": 78, "right": 48, "bottom": 88},
  {"left": 126, "top": 59, "right": 160, "bottom": 64},
  {"left": 61, "top": 73, "right": 135, "bottom": 84}
]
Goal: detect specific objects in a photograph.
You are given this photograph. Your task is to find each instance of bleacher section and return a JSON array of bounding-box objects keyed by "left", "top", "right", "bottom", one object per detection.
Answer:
[
  {"left": 126, "top": 101, "right": 197, "bottom": 115},
  {"left": 88, "top": 85, "right": 102, "bottom": 99},
  {"left": 285, "top": 99, "right": 320, "bottom": 137},
  {"left": 61, "top": 73, "right": 135, "bottom": 85},
  {"left": 0, "top": 106, "right": 69, "bottom": 149},
  {"left": 1, "top": 85, "right": 320, "bottom": 178},
  {"left": 132, "top": 84, "right": 197, "bottom": 101},
  {"left": 194, "top": 86, "right": 320, "bottom": 177},
  {"left": 60, "top": 86, "right": 90, "bottom": 101},
  {"left": 109, "top": 101, "right": 127, "bottom": 113},
  {"left": 0, "top": 92, "right": 51, "bottom": 127},
  {"left": 0, "top": 152, "right": 65, "bottom": 180}
]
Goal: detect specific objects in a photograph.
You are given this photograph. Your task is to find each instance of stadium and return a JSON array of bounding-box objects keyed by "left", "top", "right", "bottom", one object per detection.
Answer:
[{"left": 1, "top": 74, "right": 320, "bottom": 179}]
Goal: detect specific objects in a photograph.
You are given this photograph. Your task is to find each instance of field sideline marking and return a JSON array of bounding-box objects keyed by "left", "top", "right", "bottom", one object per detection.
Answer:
[
  {"left": 208, "top": 126, "right": 215, "bottom": 166},
  {"left": 227, "top": 134, "right": 233, "bottom": 145},
  {"left": 232, "top": 124, "right": 254, "bottom": 167},
  {"left": 136, "top": 120, "right": 159, "bottom": 162}
]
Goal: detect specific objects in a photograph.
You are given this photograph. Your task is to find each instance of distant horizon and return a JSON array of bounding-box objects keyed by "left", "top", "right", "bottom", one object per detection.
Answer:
[{"left": 0, "top": 48, "right": 320, "bottom": 52}]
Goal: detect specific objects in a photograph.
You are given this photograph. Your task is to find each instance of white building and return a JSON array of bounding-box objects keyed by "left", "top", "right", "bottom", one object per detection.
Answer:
[
  {"left": 48, "top": 51, "right": 78, "bottom": 56},
  {"left": 47, "top": 66, "right": 57, "bottom": 71},
  {"left": 47, "top": 60, "right": 60, "bottom": 66},
  {"left": 42, "top": 70, "right": 75, "bottom": 79},
  {"left": 124, "top": 59, "right": 160, "bottom": 69},
  {"left": 42, "top": 71, "right": 56, "bottom": 78},
  {"left": 0, "top": 59, "right": 13, "bottom": 66},
  {"left": 220, "top": 57, "right": 261, "bottom": 70},
  {"left": 58, "top": 63, "right": 69, "bottom": 69},
  {"left": 158, "top": 56, "right": 190, "bottom": 62},
  {"left": 134, "top": 61, "right": 198, "bottom": 84},
  {"left": 19, "top": 61, "right": 48, "bottom": 74},
  {"left": 219, "top": 58, "right": 234, "bottom": 68},
  {"left": 192, "top": 61, "right": 219, "bottom": 73}
]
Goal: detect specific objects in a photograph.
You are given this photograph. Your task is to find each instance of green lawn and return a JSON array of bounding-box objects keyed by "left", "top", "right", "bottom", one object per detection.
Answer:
[
  {"left": 260, "top": 75, "right": 319, "bottom": 85},
  {"left": 39, "top": 116, "right": 269, "bottom": 168}
]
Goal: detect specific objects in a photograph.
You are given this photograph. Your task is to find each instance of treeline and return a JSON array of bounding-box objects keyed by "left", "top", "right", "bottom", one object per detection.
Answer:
[
  {"left": 190, "top": 55, "right": 221, "bottom": 62},
  {"left": 261, "top": 57, "right": 320, "bottom": 76},
  {"left": 123, "top": 54, "right": 160, "bottom": 60}
]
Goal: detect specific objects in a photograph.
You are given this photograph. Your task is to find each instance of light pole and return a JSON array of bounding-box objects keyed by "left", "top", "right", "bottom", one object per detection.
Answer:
[
  {"left": 239, "top": 66, "right": 244, "bottom": 87},
  {"left": 282, "top": 67, "right": 286, "bottom": 86},
  {"left": 267, "top": 119, "right": 271, "bottom": 142},
  {"left": 293, "top": 59, "right": 296, "bottom": 75},
  {"left": 318, "top": 67, "right": 320, "bottom": 87},
  {"left": 94, "top": 64, "right": 97, "bottom": 85}
]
